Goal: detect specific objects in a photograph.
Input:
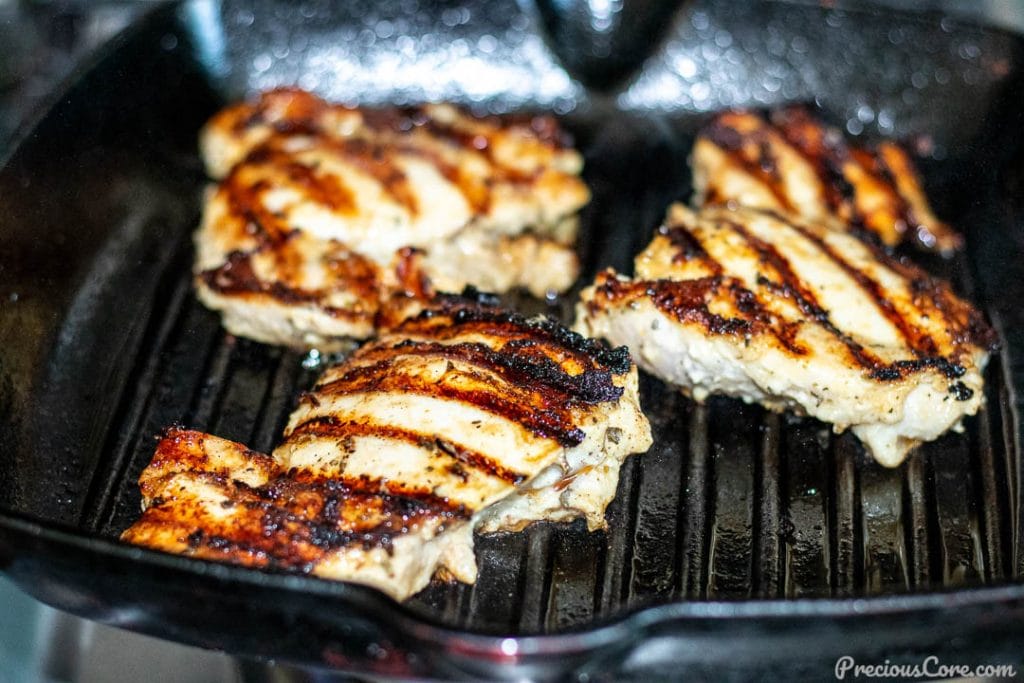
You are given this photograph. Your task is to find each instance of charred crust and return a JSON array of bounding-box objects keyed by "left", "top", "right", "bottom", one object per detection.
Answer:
[
  {"left": 949, "top": 381, "right": 974, "bottom": 401},
  {"left": 186, "top": 529, "right": 204, "bottom": 549},
  {"left": 198, "top": 248, "right": 379, "bottom": 322},
  {"left": 400, "top": 293, "right": 632, "bottom": 378},
  {"left": 371, "top": 339, "right": 624, "bottom": 404},
  {"left": 870, "top": 357, "right": 967, "bottom": 381},
  {"left": 249, "top": 473, "right": 467, "bottom": 560},
  {"left": 596, "top": 274, "right": 771, "bottom": 340}
]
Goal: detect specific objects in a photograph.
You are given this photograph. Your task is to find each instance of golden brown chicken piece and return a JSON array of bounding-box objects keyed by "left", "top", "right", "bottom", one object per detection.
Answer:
[
  {"left": 123, "top": 293, "right": 651, "bottom": 600},
  {"left": 577, "top": 204, "right": 994, "bottom": 467},
  {"left": 691, "top": 106, "right": 962, "bottom": 254},
  {"left": 194, "top": 88, "right": 590, "bottom": 349}
]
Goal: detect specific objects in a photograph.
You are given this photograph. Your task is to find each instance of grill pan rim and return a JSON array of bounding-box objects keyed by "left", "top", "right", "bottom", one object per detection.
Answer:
[{"left": 5, "top": 509, "right": 1024, "bottom": 637}]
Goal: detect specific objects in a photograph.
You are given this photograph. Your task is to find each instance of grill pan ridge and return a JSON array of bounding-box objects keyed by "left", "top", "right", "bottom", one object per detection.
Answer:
[{"left": 2, "top": 1, "right": 1024, "bottom": 679}]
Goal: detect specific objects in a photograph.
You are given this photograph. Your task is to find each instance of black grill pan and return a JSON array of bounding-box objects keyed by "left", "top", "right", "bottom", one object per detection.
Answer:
[{"left": 2, "top": 1, "right": 1024, "bottom": 679}]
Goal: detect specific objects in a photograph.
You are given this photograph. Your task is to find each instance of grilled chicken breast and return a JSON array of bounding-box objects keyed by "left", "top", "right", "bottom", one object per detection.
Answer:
[
  {"left": 576, "top": 204, "right": 994, "bottom": 467},
  {"left": 194, "top": 89, "right": 589, "bottom": 349},
  {"left": 123, "top": 293, "right": 651, "bottom": 600},
  {"left": 692, "top": 107, "right": 962, "bottom": 254}
]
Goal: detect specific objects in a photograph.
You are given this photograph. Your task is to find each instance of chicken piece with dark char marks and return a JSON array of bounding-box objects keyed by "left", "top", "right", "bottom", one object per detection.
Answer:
[
  {"left": 194, "top": 88, "right": 591, "bottom": 350},
  {"left": 123, "top": 292, "right": 652, "bottom": 600},
  {"left": 576, "top": 203, "right": 993, "bottom": 467},
  {"left": 691, "top": 106, "right": 962, "bottom": 255}
]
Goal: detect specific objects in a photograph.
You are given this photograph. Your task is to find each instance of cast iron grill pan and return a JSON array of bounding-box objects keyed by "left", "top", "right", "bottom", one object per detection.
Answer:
[{"left": 2, "top": 1, "right": 1024, "bottom": 679}]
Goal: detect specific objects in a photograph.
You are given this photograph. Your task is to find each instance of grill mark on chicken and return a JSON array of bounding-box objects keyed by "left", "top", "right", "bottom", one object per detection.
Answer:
[
  {"left": 588, "top": 272, "right": 805, "bottom": 354},
  {"left": 393, "top": 116, "right": 551, "bottom": 216},
  {"left": 414, "top": 119, "right": 502, "bottom": 215},
  {"left": 310, "top": 361, "right": 588, "bottom": 447},
  {"left": 221, "top": 164, "right": 292, "bottom": 247},
  {"left": 418, "top": 118, "right": 534, "bottom": 184},
  {"left": 783, "top": 221, "right": 936, "bottom": 355},
  {"left": 237, "top": 140, "right": 422, "bottom": 219},
  {"left": 222, "top": 93, "right": 572, "bottom": 220},
  {"left": 848, "top": 234, "right": 994, "bottom": 353},
  {"left": 775, "top": 107, "right": 907, "bottom": 240},
  {"left": 713, "top": 213, "right": 989, "bottom": 381},
  {"left": 327, "top": 116, "right": 495, "bottom": 214},
  {"left": 321, "top": 137, "right": 421, "bottom": 215},
  {"left": 286, "top": 415, "right": 527, "bottom": 485},
  {"left": 348, "top": 340, "right": 623, "bottom": 405},
  {"left": 395, "top": 298, "right": 633, "bottom": 378},
  {"left": 135, "top": 471, "right": 466, "bottom": 570},
  {"left": 701, "top": 117, "right": 796, "bottom": 213},
  {"left": 778, "top": 215, "right": 995, "bottom": 356},
  {"left": 769, "top": 106, "right": 856, "bottom": 214},
  {"left": 620, "top": 206, "right": 994, "bottom": 384},
  {"left": 845, "top": 145, "right": 914, "bottom": 241},
  {"left": 199, "top": 248, "right": 380, "bottom": 321},
  {"left": 261, "top": 147, "right": 358, "bottom": 214},
  {"left": 659, "top": 224, "right": 723, "bottom": 273},
  {"left": 721, "top": 218, "right": 888, "bottom": 371},
  {"left": 381, "top": 140, "right": 489, "bottom": 215},
  {"left": 696, "top": 106, "right": 961, "bottom": 252},
  {"left": 306, "top": 294, "right": 632, "bottom": 447}
]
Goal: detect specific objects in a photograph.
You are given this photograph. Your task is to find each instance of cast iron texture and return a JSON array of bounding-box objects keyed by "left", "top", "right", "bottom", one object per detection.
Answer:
[{"left": 2, "top": 1, "right": 1024, "bottom": 679}]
